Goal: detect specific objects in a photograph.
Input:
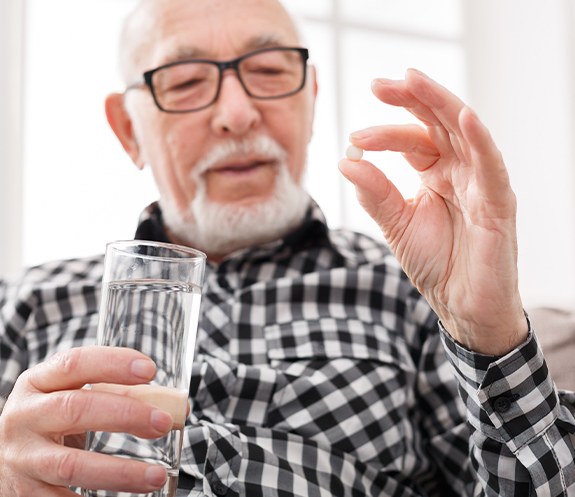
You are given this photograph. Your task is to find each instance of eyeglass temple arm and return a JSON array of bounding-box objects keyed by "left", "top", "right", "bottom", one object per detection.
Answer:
[{"left": 124, "top": 79, "right": 146, "bottom": 93}]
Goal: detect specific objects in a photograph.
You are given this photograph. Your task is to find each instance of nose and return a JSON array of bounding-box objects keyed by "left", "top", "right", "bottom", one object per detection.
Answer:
[{"left": 210, "top": 72, "right": 261, "bottom": 136}]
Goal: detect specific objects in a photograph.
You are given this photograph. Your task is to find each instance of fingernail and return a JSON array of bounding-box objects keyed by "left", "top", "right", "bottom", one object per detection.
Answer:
[
  {"left": 407, "top": 67, "right": 430, "bottom": 79},
  {"left": 131, "top": 359, "right": 156, "bottom": 379},
  {"left": 372, "top": 77, "right": 393, "bottom": 87},
  {"left": 151, "top": 409, "right": 173, "bottom": 433},
  {"left": 146, "top": 465, "right": 167, "bottom": 487},
  {"left": 350, "top": 130, "right": 371, "bottom": 141},
  {"left": 371, "top": 78, "right": 401, "bottom": 91},
  {"left": 463, "top": 105, "right": 478, "bottom": 118}
]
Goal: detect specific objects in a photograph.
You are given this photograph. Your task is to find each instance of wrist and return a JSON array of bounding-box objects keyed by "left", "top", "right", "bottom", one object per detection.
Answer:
[{"left": 440, "top": 308, "right": 529, "bottom": 356}]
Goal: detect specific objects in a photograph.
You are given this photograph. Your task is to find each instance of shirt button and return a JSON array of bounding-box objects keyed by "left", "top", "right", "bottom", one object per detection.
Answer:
[
  {"left": 212, "top": 481, "right": 228, "bottom": 496},
  {"left": 493, "top": 395, "right": 513, "bottom": 413}
]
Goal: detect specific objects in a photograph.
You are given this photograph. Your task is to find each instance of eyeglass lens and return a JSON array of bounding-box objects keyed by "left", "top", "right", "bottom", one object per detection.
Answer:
[{"left": 151, "top": 48, "right": 305, "bottom": 112}]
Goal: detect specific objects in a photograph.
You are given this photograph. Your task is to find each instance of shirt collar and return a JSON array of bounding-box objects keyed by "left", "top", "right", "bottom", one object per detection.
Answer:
[{"left": 134, "top": 200, "right": 334, "bottom": 264}]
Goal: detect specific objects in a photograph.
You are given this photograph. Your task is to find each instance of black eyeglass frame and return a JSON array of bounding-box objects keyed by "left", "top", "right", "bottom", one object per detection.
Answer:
[{"left": 126, "top": 46, "right": 310, "bottom": 114}]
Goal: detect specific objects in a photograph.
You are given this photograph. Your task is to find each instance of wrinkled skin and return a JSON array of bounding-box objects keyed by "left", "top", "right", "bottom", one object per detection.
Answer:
[
  {"left": 0, "top": 347, "right": 173, "bottom": 496},
  {"left": 339, "top": 69, "right": 527, "bottom": 356}
]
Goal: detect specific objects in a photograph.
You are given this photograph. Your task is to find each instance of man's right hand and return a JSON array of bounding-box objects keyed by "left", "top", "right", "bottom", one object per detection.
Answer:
[{"left": 0, "top": 346, "right": 174, "bottom": 496}]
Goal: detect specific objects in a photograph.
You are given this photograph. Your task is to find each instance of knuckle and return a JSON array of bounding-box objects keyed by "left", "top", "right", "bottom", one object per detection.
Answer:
[
  {"left": 54, "top": 450, "right": 81, "bottom": 483},
  {"left": 12, "top": 368, "right": 32, "bottom": 391},
  {"left": 0, "top": 400, "right": 26, "bottom": 441},
  {"left": 0, "top": 413, "right": 18, "bottom": 441},
  {"left": 54, "top": 390, "right": 90, "bottom": 427},
  {"left": 48, "top": 348, "right": 82, "bottom": 376},
  {"left": 121, "top": 398, "right": 150, "bottom": 432}
]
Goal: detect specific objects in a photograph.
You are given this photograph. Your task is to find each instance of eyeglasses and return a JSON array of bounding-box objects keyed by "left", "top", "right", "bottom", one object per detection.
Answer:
[{"left": 126, "top": 46, "right": 309, "bottom": 113}]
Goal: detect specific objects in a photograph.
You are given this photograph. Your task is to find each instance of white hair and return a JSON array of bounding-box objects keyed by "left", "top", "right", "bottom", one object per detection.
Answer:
[{"left": 160, "top": 135, "right": 309, "bottom": 257}]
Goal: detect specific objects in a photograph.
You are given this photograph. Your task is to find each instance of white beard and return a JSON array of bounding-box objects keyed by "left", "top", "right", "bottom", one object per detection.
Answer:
[{"left": 160, "top": 136, "right": 309, "bottom": 257}]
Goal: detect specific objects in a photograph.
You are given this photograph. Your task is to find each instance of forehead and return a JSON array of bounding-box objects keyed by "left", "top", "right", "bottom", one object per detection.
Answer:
[{"left": 130, "top": 0, "right": 300, "bottom": 69}]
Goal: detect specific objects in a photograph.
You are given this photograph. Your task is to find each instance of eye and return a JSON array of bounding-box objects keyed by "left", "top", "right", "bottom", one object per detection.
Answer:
[
  {"left": 252, "top": 65, "right": 285, "bottom": 74},
  {"left": 154, "top": 63, "right": 214, "bottom": 93},
  {"left": 167, "top": 77, "right": 205, "bottom": 92}
]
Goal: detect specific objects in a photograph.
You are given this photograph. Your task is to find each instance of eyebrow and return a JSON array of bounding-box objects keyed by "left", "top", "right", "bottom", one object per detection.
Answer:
[{"left": 162, "top": 34, "right": 291, "bottom": 65}]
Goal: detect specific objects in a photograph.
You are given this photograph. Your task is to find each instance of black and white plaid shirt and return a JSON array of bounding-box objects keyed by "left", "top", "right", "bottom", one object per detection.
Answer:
[{"left": 1, "top": 201, "right": 574, "bottom": 496}]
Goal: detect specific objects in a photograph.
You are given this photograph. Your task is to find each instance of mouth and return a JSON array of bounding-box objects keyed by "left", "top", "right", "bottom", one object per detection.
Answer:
[{"left": 207, "top": 157, "right": 278, "bottom": 176}]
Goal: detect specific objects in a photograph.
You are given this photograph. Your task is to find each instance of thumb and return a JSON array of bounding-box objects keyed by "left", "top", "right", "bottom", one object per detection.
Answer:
[{"left": 338, "top": 158, "right": 406, "bottom": 230}]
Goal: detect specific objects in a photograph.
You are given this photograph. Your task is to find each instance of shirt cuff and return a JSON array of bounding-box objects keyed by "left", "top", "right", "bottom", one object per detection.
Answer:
[{"left": 439, "top": 319, "right": 559, "bottom": 452}]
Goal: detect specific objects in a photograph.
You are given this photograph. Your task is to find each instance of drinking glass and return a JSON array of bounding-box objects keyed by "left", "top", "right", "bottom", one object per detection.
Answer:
[{"left": 83, "top": 240, "right": 206, "bottom": 497}]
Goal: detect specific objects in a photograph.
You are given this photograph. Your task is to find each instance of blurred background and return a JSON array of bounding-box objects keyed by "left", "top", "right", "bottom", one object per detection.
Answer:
[{"left": 1, "top": 0, "right": 574, "bottom": 309}]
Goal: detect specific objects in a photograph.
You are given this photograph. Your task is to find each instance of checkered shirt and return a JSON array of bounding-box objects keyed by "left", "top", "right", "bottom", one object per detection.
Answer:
[{"left": 1, "top": 201, "right": 574, "bottom": 497}]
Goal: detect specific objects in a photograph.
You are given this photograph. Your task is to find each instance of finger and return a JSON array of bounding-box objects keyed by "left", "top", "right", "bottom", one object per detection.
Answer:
[
  {"left": 403, "top": 68, "right": 467, "bottom": 138},
  {"left": 369, "top": 78, "right": 441, "bottom": 127},
  {"left": 459, "top": 106, "right": 506, "bottom": 176},
  {"left": 27, "top": 444, "right": 167, "bottom": 492},
  {"left": 369, "top": 78, "right": 463, "bottom": 159},
  {"left": 31, "top": 388, "right": 173, "bottom": 438},
  {"left": 459, "top": 106, "right": 514, "bottom": 210},
  {"left": 24, "top": 346, "right": 156, "bottom": 393},
  {"left": 350, "top": 124, "right": 439, "bottom": 171},
  {"left": 338, "top": 158, "right": 407, "bottom": 232}
]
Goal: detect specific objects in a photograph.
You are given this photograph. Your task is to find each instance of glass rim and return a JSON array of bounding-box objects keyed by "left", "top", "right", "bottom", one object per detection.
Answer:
[{"left": 106, "top": 240, "right": 207, "bottom": 263}]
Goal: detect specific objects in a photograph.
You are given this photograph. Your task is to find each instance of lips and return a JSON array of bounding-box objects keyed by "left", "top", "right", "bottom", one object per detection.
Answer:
[{"left": 207, "top": 157, "right": 277, "bottom": 175}]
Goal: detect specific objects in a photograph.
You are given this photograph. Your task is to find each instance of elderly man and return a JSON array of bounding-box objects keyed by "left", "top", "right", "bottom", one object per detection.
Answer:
[{"left": 1, "top": 0, "right": 574, "bottom": 496}]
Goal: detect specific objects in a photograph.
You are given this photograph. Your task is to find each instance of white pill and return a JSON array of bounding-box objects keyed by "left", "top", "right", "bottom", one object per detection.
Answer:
[{"left": 346, "top": 145, "right": 364, "bottom": 161}]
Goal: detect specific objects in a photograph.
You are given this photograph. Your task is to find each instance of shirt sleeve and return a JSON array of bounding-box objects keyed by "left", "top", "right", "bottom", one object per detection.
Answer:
[
  {"left": 0, "top": 279, "right": 7, "bottom": 412},
  {"left": 0, "top": 278, "right": 29, "bottom": 402},
  {"left": 0, "top": 258, "right": 102, "bottom": 403},
  {"left": 439, "top": 320, "right": 575, "bottom": 497}
]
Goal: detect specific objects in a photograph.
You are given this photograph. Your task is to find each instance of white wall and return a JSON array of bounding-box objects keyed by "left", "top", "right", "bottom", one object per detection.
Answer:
[
  {"left": 21, "top": 0, "right": 156, "bottom": 271},
  {"left": 0, "top": 0, "right": 24, "bottom": 279},
  {"left": 463, "top": 0, "right": 575, "bottom": 308}
]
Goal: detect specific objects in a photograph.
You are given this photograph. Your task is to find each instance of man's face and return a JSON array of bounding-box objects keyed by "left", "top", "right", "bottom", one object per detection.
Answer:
[{"left": 120, "top": 0, "right": 317, "bottom": 250}]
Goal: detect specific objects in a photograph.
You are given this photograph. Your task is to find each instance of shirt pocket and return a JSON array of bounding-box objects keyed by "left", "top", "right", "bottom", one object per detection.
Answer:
[
  {"left": 263, "top": 318, "right": 415, "bottom": 468},
  {"left": 265, "top": 317, "right": 413, "bottom": 369}
]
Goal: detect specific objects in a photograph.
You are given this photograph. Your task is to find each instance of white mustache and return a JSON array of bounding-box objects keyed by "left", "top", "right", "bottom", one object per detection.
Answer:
[{"left": 191, "top": 135, "right": 288, "bottom": 180}]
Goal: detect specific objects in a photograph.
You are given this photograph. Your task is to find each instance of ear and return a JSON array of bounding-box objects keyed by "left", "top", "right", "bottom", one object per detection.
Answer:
[
  {"left": 308, "top": 64, "right": 318, "bottom": 99},
  {"left": 105, "top": 93, "right": 145, "bottom": 169},
  {"left": 305, "top": 65, "right": 318, "bottom": 142}
]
